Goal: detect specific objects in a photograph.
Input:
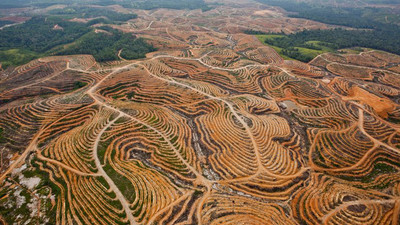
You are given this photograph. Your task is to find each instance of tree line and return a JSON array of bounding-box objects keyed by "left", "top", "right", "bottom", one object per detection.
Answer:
[
  {"left": 252, "top": 0, "right": 400, "bottom": 61},
  {"left": 56, "top": 27, "right": 156, "bottom": 62},
  {"left": 0, "top": 15, "right": 156, "bottom": 68}
]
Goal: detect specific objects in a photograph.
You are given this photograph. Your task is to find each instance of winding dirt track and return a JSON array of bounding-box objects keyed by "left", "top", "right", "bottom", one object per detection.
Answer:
[
  {"left": 2, "top": 7, "right": 400, "bottom": 223},
  {"left": 92, "top": 114, "right": 138, "bottom": 225}
]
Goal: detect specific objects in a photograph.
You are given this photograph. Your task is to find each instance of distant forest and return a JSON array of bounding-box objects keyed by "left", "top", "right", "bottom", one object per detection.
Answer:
[
  {"left": 0, "top": 21, "right": 14, "bottom": 27},
  {"left": 0, "top": 16, "right": 155, "bottom": 68},
  {"left": 253, "top": 0, "right": 400, "bottom": 61},
  {"left": 118, "top": 0, "right": 212, "bottom": 11},
  {"left": 0, "top": 17, "right": 90, "bottom": 53},
  {"left": 0, "top": 0, "right": 212, "bottom": 11},
  {"left": 56, "top": 27, "right": 156, "bottom": 62},
  {"left": 48, "top": 6, "right": 138, "bottom": 22}
]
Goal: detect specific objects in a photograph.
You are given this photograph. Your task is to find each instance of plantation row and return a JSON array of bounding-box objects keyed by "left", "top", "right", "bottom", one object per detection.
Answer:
[{"left": 1, "top": 5, "right": 400, "bottom": 224}]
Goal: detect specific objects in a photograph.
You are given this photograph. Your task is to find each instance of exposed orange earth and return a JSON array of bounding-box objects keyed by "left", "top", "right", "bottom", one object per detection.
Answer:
[
  {"left": 1, "top": 2, "right": 400, "bottom": 225},
  {"left": 342, "top": 86, "right": 396, "bottom": 118}
]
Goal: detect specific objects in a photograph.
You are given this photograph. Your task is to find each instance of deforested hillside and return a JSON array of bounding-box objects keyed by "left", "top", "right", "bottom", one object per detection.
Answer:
[{"left": 1, "top": 1, "right": 400, "bottom": 224}]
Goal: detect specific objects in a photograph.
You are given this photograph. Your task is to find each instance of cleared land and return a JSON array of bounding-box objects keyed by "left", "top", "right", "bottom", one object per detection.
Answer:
[{"left": 1, "top": 2, "right": 400, "bottom": 225}]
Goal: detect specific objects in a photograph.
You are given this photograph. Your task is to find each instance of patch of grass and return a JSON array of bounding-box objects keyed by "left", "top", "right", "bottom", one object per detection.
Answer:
[
  {"left": 254, "top": 34, "right": 336, "bottom": 62},
  {"left": 257, "top": 34, "right": 285, "bottom": 40},
  {"left": 255, "top": 34, "right": 294, "bottom": 60},
  {"left": 305, "top": 41, "right": 334, "bottom": 52},
  {"left": 0, "top": 49, "right": 41, "bottom": 69},
  {"left": 98, "top": 138, "right": 112, "bottom": 163},
  {"left": 103, "top": 162, "right": 136, "bottom": 203},
  {"left": 294, "top": 47, "right": 326, "bottom": 59}
]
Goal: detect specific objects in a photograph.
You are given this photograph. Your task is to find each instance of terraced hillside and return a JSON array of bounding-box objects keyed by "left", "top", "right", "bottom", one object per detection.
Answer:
[{"left": 1, "top": 3, "right": 400, "bottom": 225}]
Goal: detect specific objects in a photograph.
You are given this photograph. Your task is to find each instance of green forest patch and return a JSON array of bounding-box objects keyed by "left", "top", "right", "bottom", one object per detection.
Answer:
[
  {"left": 0, "top": 0, "right": 213, "bottom": 11},
  {"left": 0, "top": 15, "right": 155, "bottom": 68},
  {"left": 0, "top": 49, "right": 41, "bottom": 69},
  {"left": 255, "top": 34, "right": 294, "bottom": 60},
  {"left": 54, "top": 27, "right": 156, "bottom": 62},
  {"left": 255, "top": 0, "right": 400, "bottom": 57},
  {"left": 48, "top": 6, "right": 137, "bottom": 23},
  {"left": 255, "top": 34, "right": 334, "bottom": 62}
]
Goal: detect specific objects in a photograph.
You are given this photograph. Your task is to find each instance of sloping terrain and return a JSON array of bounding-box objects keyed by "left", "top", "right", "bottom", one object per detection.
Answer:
[{"left": 1, "top": 3, "right": 400, "bottom": 225}]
